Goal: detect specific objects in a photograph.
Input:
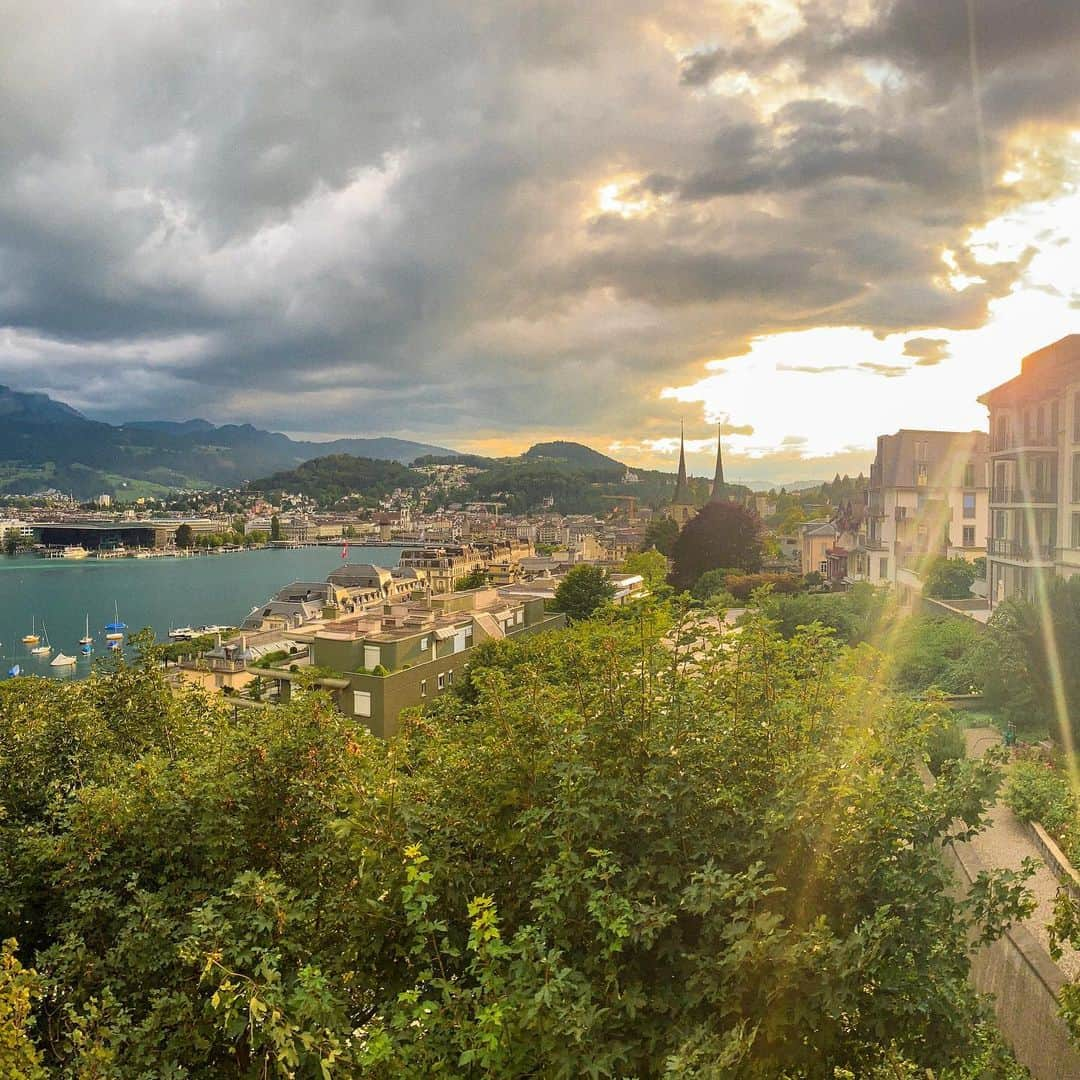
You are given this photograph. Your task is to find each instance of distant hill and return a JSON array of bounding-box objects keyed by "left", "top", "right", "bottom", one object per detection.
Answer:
[
  {"left": 0, "top": 384, "right": 458, "bottom": 499},
  {"left": 522, "top": 441, "right": 624, "bottom": 477},
  {"left": 0, "top": 384, "right": 86, "bottom": 423},
  {"left": 250, "top": 455, "right": 423, "bottom": 505}
]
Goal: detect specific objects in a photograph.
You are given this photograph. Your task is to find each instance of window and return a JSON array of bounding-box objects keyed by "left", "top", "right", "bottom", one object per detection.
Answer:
[
  {"left": 1053, "top": 401, "right": 1060, "bottom": 436},
  {"left": 1073, "top": 453, "right": 1080, "bottom": 502},
  {"left": 963, "top": 463, "right": 975, "bottom": 488},
  {"left": 1073, "top": 514, "right": 1080, "bottom": 549},
  {"left": 420, "top": 679, "right": 427, "bottom": 698},
  {"left": 363, "top": 645, "right": 381, "bottom": 670},
  {"left": 962, "top": 493, "right": 976, "bottom": 519},
  {"left": 916, "top": 463, "right": 928, "bottom": 486},
  {"left": 1037, "top": 405, "right": 1046, "bottom": 440},
  {"left": 437, "top": 673, "right": 446, "bottom": 690},
  {"left": 1074, "top": 392, "right": 1080, "bottom": 441},
  {"left": 915, "top": 440, "right": 928, "bottom": 460},
  {"left": 963, "top": 525, "right": 975, "bottom": 548},
  {"left": 353, "top": 691, "right": 371, "bottom": 718},
  {"left": 447, "top": 670, "right": 453, "bottom": 685},
  {"left": 994, "top": 511, "right": 1006, "bottom": 539},
  {"left": 879, "top": 557, "right": 889, "bottom": 579},
  {"left": 420, "top": 636, "right": 429, "bottom": 651}
]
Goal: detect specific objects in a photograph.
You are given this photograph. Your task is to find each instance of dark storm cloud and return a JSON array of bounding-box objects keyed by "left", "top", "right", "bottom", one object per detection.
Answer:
[{"left": 0, "top": 0, "right": 1076, "bottom": 447}]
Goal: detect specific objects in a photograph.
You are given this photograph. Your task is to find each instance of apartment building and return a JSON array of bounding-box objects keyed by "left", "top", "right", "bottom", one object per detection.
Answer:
[
  {"left": 397, "top": 544, "right": 486, "bottom": 593},
  {"left": 266, "top": 588, "right": 566, "bottom": 737},
  {"left": 979, "top": 335, "right": 1080, "bottom": 605},
  {"left": 865, "top": 429, "right": 990, "bottom": 586}
]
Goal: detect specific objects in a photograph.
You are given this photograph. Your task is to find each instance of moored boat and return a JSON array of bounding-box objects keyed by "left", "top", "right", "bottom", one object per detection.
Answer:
[
  {"left": 50, "top": 652, "right": 76, "bottom": 668},
  {"left": 21, "top": 616, "right": 40, "bottom": 646},
  {"left": 31, "top": 622, "right": 51, "bottom": 656},
  {"left": 79, "top": 614, "right": 93, "bottom": 646},
  {"left": 105, "top": 600, "right": 127, "bottom": 641},
  {"left": 6, "top": 664, "right": 19, "bottom": 678}
]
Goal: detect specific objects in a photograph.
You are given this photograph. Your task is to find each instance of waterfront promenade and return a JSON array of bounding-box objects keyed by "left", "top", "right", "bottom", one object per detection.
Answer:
[{"left": 0, "top": 546, "right": 402, "bottom": 680}]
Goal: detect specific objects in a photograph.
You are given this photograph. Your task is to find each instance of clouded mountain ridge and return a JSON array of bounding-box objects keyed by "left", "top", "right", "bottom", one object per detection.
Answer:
[{"left": 0, "top": 384, "right": 457, "bottom": 497}]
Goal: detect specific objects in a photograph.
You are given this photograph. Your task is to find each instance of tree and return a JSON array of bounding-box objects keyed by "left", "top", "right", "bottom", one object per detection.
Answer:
[
  {"left": 270, "top": 515, "right": 283, "bottom": 542},
  {"left": 174, "top": 523, "right": 194, "bottom": 549},
  {"left": 232, "top": 517, "right": 246, "bottom": 536},
  {"left": 641, "top": 515, "right": 679, "bottom": 556},
  {"left": 551, "top": 565, "right": 616, "bottom": 621},
  {"left": 669, "top": 500, "right": 763, "bottom": 590},
  {"left": 923, "top": 557, "right": 977, "bottom": 599},
  {"left": 456, "top": 567, "right": 488, "bottom": 590},
  {"left": 620, "top": 549, "right": 668, "bottom": 592},
  {"left": 0, "top": 601, "right": 1035, "bottom": 1075},
  {"left": 3, "top": 535, "right": 17, "bottom": 557},
  {"left": 691, "top": 567, "right": 737, "bottom": 601}
]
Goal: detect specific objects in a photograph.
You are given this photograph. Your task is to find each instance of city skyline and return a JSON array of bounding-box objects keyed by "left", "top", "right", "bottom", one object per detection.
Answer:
[{"left": 1, "top": 2, "right": 1078, "bottom": 484}]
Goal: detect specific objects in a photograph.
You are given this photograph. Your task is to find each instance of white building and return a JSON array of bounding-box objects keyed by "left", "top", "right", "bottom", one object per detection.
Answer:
[{"left": 979, "top": 334, "right": 1080, "bottom": 605}]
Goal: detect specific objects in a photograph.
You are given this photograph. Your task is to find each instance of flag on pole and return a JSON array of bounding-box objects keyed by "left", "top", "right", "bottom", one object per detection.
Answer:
[{"left": 341, "top": 540, "right": 348, "bottom": 560}]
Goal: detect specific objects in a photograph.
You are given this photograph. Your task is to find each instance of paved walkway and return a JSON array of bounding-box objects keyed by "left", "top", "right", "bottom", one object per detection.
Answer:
[{"left": 961, "top": 727, "right": 1080, "bottom": 979}]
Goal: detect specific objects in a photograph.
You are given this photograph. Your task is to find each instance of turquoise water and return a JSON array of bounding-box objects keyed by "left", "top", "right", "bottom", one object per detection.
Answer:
[{"left": 0, "top": 547, "right": 402, "bottom": 679}]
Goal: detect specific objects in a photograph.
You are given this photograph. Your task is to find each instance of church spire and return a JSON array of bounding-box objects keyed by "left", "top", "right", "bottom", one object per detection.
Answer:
[
  {"left": 709, "top": 421, "right": 726, "bottom": 502},
  {"left": 672, "top": 420, "right": 691, "bottom": 505}
]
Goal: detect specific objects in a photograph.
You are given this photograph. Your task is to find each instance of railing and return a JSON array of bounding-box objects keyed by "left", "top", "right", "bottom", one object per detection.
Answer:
[
  {"left": 990, "top": 487, "right": 1056, "bottom": 504},
  {"left": 988, "top": 538, "right": 1056, "bottom": 561},
  {"left": 991, "top": 437, "right": 1056, "bottom": 452}
]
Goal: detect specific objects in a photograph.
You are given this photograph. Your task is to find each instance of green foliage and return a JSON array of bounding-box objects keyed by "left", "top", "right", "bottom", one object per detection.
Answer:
[
  {"left": 924, "top": 557, "right": 977, "bottom": 600},
  {"left": 765, "top": 583, "right": 887, "bottom": 646},
  {"left": 551, "top": 565, "right": 616, "bottom": 622},
  {"left": 252, "top": 454, "right": 423, "bottom": 506},
  {"left": 173, "top": 523, "right": 194, "bottom": 549},
  {"left": 887, "top": 616, "right": 987, "bottom": 696},
  {"left": 690, "top": 567, "right": 736, "bottom": 601},
  {"left": 621, "top": 549, "right": 668, "bottom": 591},
  {"left": 1004, "top": 761, "right": 1075, "bottom": 836},
  {"left": 641, "top": 516, "right": 679, "bottom": 556},
  {"left": 926, "top": 712, "right": 967, "bottom": 776},
  {"left": 455, "top": 567, "right": 488, "bottom": 590},
  {"left": 723, "top": 572, "right": 803, "bottom": 602},
  {"left": 980, "top": 579, "right": 1080, "bottom": 739},
  {"left": 669, "top": 501, "right": 763, "bottom": 590},
  {"left": 0, "top": 940, "right": 45, "bottom": 1079},
  {"left": 973, "top": 556, "right": 987, "bottom": 581},
  {"left": 269, "top": 514, "right": 283, "bottom": 542},
  {"left": 0, "top": 603, "right": 1032, "bottom": 1076}
]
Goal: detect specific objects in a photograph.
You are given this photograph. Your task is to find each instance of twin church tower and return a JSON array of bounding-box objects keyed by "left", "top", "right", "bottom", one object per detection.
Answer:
[{"left": 666, "top": 422, "right": 728, "bottom": 524}]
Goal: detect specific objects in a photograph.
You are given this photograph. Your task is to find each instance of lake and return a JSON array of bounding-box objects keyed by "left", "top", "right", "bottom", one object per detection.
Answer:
[{"left": 0, "top": 546, "right": 402, "bottom": 679}]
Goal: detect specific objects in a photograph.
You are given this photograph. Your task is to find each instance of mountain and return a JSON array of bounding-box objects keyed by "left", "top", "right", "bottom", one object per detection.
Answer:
[
  {"left": 0, "top": 384, "right": 86, "bottom": 423},
  {"left": 0, "top": 385, "right": 457, "bottom": 498},
  {"left": 250, "top": 455, "right": 423, "bottom": 505},
  {"left": 522, "top": 441, "right": 624, "bottom": 476}
]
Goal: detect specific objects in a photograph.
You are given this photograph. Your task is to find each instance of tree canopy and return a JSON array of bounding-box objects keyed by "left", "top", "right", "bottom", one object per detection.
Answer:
[
  {"left": 551, "top": 564, "right": 616, "bottom": 621},
  {"left": 0, "top": 608, "right": 1032, "bottom": 1076},
  {"left": 923, "top": 557, "right": 977, "bottom": 600},
  {"left": 669, "top": 501, "right": 764, "bottom": 590}
]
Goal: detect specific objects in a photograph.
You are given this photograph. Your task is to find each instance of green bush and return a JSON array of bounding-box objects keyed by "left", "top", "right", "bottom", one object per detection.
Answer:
[
  {"left": 926, "top": 713, "right": 966, "bottom": 776},
  {"left": 887, "top": 616, "right": 986, "bottom": 695},
  {"left": 723, "top": 572, "right": 803, "bottom": 601},
  {"left": 1004, "top": 760, "right": 1074, "bottom": 833}
]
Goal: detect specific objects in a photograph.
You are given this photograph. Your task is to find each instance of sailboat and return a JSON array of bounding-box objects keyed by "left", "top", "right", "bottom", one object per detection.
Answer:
[
  {"left": 6, "top": 664, "right": 19, "bottom": 678},
  {"left": 105, "top": 601, "right": 127, "bottom": 642},
  {"left": 79, "top": 615, "right": 93, "bottom": 646},
  {"left": 21, "top": 616, "right": 40, "bottom": 646},
  {"left": 50, "top": 651, "right": 76, "bottom": 668},
  {"left": 31, "top": 621, "right": 51, "bottom": 655}
]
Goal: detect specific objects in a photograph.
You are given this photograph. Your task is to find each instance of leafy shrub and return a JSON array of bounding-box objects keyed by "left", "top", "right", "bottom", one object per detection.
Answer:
[
  {"left": 724, "top": 572, "right": 803, "bottom": 601},
  {"left": 1004, "top": 760, "right": 1074, "bottom": 833},
  {"left": 765, "top": 583, "right": 886, "bottom": 645},
  {"left": 926, "top": 712, "right": 966, "bottom": 776},
  {"left": 888, "top": 616, "right": 986, "bottom": 695}
]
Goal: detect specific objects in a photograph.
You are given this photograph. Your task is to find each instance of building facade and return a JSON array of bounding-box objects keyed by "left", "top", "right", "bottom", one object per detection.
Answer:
[
  {"left": 866, "top": 429, "right": 990, "bottom": 586},
  {"left": 267, "top": 588, "right": 566, "bottom": 737},
  {"left": 979, "top": 335, "right": 1080, "bottom": 605}
]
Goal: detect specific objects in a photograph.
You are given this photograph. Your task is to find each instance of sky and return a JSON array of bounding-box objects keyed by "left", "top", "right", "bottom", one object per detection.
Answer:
[{"left": 1, "top": 1, "right": 1079, "bottom": 485}]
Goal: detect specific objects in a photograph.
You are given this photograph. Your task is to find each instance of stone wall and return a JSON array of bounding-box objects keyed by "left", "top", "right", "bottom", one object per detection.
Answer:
[{"left": 943, "top": 829, "right": 1080, "bottom": 1078}]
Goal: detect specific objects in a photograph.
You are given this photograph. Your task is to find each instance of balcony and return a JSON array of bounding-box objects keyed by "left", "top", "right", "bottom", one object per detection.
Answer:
[
  {"left": 990, "top": 436, "right": 1057, "bottom": 454},
  {"left": 990, "top": 487, "right": 1057, "bottom": 505},
  {"left": 987, "top": 538, "right": 1056, "bottom": 562}
]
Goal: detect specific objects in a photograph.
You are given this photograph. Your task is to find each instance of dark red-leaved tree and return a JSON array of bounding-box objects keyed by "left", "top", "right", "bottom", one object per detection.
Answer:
[{"left": 669, "top": 501, "right": 764, "bottom": 591}]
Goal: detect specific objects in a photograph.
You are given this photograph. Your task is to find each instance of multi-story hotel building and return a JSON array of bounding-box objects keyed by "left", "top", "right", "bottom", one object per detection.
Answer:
[
  {"left": 864, "top": 429, "right": 990, "bottom": 586},
  {"left": 979, "top": 335, "right": 1080, "bottom": 605}
]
